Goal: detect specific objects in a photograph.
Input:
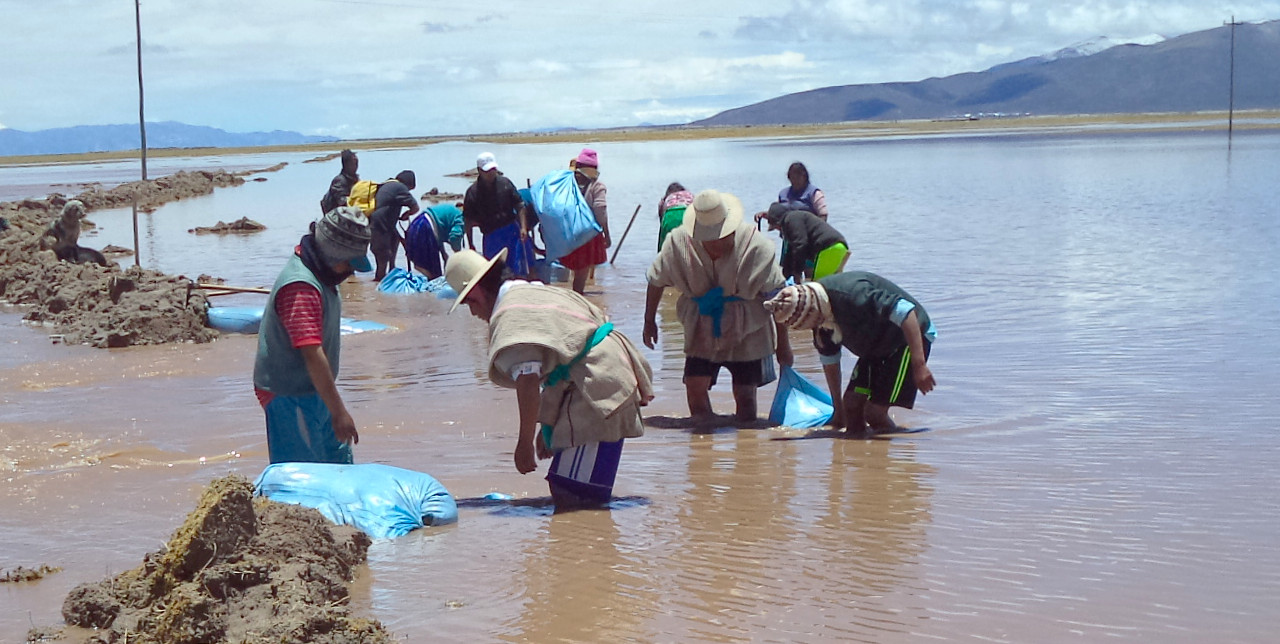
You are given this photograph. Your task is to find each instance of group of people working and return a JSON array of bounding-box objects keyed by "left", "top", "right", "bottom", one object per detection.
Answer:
[
  {"left": 259, "top": 152, "right": 936, "bottom": 509},
  {"left": 319, "top": 148, "right": 613, "bottom": 296}
]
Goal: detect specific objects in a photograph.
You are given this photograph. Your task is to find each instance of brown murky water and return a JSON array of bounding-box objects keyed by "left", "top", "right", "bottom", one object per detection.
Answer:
[{"left": 4, "top": 133, "right": 1280, "bottom": 642}]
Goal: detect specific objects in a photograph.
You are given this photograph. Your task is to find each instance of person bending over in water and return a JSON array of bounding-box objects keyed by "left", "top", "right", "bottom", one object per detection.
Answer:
[
  {"left": 446, "top": 247, "right": 653, "bottom": 509},
  {"left": 764, "top": 272, "right": 936, "bottom": 436}
]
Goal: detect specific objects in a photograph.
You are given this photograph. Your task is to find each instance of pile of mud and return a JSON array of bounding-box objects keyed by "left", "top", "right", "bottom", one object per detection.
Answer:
[
  {"left": 0, "top": 169, "right": 270, "bottom": 348},
  {"left": 189, "top": 217, "right": 267, "bottom": 235},
  {"left": 58, "top": 475, "right": 392, "bottom": 644}
]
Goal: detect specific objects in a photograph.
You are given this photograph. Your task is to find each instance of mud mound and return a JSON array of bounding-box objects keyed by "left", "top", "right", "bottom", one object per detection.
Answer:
[
  {"left": 189, "top": 217, "right": 267, "bottom": 235},
  {"left": 0, "top": 170, "right": 274, "bottom": 347},
  {"left": 421, "top": 187, "right": 463, "bottom": 203},
  {"left": 61, "top": 475, "right": 392, "bottom": 644}
]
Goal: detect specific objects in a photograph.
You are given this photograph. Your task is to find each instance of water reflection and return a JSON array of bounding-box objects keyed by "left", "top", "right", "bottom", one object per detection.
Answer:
[{"left": 505, "top": 508, "right": 656, "bottom": 642}]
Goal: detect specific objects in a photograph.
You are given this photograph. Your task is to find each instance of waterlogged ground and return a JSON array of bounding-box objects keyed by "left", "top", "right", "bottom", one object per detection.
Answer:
[{"left": 3, "top": 130, "right": 1280, "bottom": 642}]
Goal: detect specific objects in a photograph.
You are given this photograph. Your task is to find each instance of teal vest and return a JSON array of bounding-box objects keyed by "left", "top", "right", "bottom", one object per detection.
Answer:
[{"left": 252, "top": 255, "right": 342, "bottom": 396}]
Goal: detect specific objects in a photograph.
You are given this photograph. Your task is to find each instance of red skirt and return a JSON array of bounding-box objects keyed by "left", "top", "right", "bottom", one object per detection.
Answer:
[{"left": 558, "top": 233, "right": 606, "bottom": 270}]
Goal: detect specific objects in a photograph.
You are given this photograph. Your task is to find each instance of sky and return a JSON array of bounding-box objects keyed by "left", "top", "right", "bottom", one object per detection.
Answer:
[{"left": 2, "top": 0, "right": 1278, "bottom": 139}]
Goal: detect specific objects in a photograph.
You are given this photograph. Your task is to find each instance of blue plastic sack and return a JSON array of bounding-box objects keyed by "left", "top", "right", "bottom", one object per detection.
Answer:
[
  {"left": 768, "top": 365, "right": 834, "bottom": 428},
  {"left": 377, "top": 267, "right": 433, "bottom": 294},
  {"left": 207, "top": 306, "right": 387, "bottom": 335},
  {"left": 529, "top": 169, "right": 601, "bottom": 261},
  {"left": 254, "top": 462, "right": 458, "bottom": 539}
]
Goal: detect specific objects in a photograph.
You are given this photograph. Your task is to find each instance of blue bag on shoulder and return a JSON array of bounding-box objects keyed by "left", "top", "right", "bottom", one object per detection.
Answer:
[
  {"left": 768, "top": 365, "right": 834, "bottom": 428},
  {"left": 254, "top": 462, "right": 458, "bottom": 539},
  {"left": 529, "top": 169, "right": 601, "bottom": 261}
]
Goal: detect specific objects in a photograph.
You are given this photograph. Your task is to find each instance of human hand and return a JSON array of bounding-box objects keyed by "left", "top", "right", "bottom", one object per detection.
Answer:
[
  {"left": 828, "top": 406, "right": 846, "bottom": 430},
  {"left": 602, "top": 231, "right": 612, "bottom": 249},
  {"left": 536, "top": 438, "right": 553, "bottom": 460},
  {"left": 642, "top": 318, "right": 658, "bottom": 349},
  {"left": 515, "top": 440, "right": 538, "bottom": 474},
  {"left": 332, "top": 410, "right": 360, "bottom": 445},
  {"left": 913, "top": 362, "right": 936, "bottom": 394}
]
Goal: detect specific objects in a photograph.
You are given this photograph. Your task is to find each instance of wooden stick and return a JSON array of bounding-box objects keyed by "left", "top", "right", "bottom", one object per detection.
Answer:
[
  {"left": 195, "top": 283, "right": 269, "bottom": 294},
  {"left": 608, "top": 204, "right": 643, "bottom": 266}
]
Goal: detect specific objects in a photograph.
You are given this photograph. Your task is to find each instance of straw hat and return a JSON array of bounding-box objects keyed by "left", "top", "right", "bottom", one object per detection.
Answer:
[
  {"left": 445, "top": 247, "right": 507, "bottom": 314},
  {"left": 681, "top": 189, "right": 744, "bottom": 242}
]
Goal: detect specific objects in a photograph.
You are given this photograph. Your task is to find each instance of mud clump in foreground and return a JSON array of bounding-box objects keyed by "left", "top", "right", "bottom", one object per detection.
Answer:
[{"left": 60, "top": 475, "right": 392, "bottom": 644}]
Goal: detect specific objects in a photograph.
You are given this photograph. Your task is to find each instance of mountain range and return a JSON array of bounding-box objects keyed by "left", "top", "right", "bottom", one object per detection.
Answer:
[
  {"left": 0, "top": 122, "right": 336, "bottom": 157},
  {"left": 696, "top": 19, "right": 1280, "bottom": 126}
]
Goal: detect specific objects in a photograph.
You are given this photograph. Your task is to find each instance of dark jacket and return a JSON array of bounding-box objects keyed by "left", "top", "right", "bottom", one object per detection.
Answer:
[
  {"left": 369, "top": 180, "right": 419, "bottom": 238},
  {"left": 463, "top": 175, "right": 523, "bottom": 234},
  {"left": 774, "top": 208, "right": 846, "bottom": 279},
  {"left": 815, "top": 271, "right": 931, "bottom": 360},
  {"left": 320, "top": 172, "right": 358, "bottom": 214}
]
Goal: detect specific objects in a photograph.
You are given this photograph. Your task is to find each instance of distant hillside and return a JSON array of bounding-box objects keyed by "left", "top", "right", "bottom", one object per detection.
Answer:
[
  {"left": 0, "top": 122, "right": 337, "bottom": 157},
  {"left": 695, "top": 20, "right": 1280, "bottom": 126}
]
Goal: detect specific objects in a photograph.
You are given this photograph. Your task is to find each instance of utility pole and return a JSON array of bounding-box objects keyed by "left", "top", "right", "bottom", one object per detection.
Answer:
[
  {"left": 1225, "top": 16, "right": 1244, "bottom": 141},
  {"left": 135, "top": 0, "right": 147, "bottom": 180},
  {"left": 133, "top": 0, "right": 146, "bottom": 266}
]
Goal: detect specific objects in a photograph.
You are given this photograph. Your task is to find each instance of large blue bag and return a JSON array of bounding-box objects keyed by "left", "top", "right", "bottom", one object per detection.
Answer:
[
  {"left": 529, "top": 169, "right": 601, "bottom": 261},
  {"left": 768, "top": 365, "right": 835, "bottom": 428},
  {"left": 254, "top": 462, "right": 458, "bottom": 539},
  {"left": 377, "top": 267, "right": 433, "bottom": 294},
  {"left": 207, "top": 306, "right": 388, "bottom": 335}
]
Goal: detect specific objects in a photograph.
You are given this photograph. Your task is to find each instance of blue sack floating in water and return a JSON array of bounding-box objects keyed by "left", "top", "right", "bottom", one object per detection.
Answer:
[
  {"left": 254, "top": 462, "right": 458, "bottom": 539},
  {"left": 768, "top": 365, "right": 834, "bottom": 429},
  {"left": 207, "top": 306, "right": 388, "bottom": 335}
]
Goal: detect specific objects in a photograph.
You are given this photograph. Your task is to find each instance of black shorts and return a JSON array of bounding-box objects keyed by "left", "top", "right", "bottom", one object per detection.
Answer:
[
  {"left": 683, "top": 356, "right": 765, "bottom": 388},
  {"left": 850, "top": 341, "right": 931, "bottom": 409}
]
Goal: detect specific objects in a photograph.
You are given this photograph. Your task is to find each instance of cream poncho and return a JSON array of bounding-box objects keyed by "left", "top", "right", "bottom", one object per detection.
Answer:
[
  {"left": 487, "top": 283, "right": 653, "bottom": 450},
  {"left": 646, "top": 222, "right": 785, "bottom": 363}
]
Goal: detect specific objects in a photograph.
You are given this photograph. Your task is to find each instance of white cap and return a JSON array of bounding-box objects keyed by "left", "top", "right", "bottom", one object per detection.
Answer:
[{"left": 476, "top": 152, "right": 498, "bottom": 172}]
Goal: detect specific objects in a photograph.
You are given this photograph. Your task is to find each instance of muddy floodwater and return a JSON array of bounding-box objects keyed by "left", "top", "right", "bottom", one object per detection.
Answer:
[{"left": 3, "top": 131, "right": 1280, "bottom": 642}]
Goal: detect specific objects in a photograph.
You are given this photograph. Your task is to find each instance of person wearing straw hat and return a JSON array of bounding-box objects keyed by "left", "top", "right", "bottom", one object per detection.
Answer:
[
  {"left": 643, "top": 189, "right": 793, "bottom": 423},
  {"left": 253, "top": 206, "right": 374, "bottom": 464},
  {"left": 445, "top": 247, "right": 653, "bottom": 508},
  {"left": 763, "top": 272, "right": 936, "bottom": 435}
]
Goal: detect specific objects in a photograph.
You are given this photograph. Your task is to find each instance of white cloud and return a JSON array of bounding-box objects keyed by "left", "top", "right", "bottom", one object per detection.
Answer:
[{"left": 1, "top": 0, "right": 1277, "bottom": 137}]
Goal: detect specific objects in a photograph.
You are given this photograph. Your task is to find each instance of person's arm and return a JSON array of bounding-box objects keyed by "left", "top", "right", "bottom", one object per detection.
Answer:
[
  {"left": 299, "top": 345, "right": 358, "bottom": 445},
  {"left": 643, "top": 283, "right": 664, "bottom": 348},
  {"left": 462, "top": 192, "right": 477, "bottom": 249},
  {"left": 812, "top": 189, "right": 829, "bottom": 219},
  {"left": 514, "top": 373, "right": 541, "bottom": 473},
  {"left": 900, "top": 309, "right": 935, "bottom": 394},
  {"left": 398, "top": 187, "right": 419, "bottom": 220},
  {"left": 781, "top": 219, "right": 808, "bottom": 280},
  {"left": 815, "top": 329, "right": 845, "bottom": 428},
  {"left": 775, "top": 321, "right": 793, "bottom": 367},
  {"left": 590, "top": 182, "right": 610, "bottom": 247}
]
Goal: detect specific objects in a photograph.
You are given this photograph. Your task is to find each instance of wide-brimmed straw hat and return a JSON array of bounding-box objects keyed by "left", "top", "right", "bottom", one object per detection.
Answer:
[
  {"left": 445, "top": 247, "right": 507, "bottom": 314},
  {"left": 681, "top": 189, "right": 744, "bottom": 242}
]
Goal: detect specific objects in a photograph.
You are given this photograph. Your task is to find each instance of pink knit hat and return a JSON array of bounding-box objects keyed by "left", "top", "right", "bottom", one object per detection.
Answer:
[{"left": 575, "top": 148, "right": 598, "bottom": 168}]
